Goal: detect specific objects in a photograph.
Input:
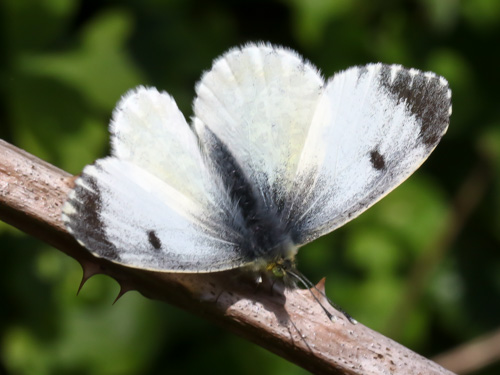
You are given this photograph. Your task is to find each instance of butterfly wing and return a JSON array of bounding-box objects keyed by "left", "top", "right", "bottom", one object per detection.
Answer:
[
  {"left": 288, "top": 64, "right": 451, "bottom": 245},
  {"left": 193, "top": 43, "right": 324, "bottom": 212},
  {"left": 63, "top": 87, "right": 251, "bottom": 272}
]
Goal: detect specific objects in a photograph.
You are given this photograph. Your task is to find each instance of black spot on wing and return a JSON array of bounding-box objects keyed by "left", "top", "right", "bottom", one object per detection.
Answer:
[
  {"left": 379, "top": 65, "right": 451, "bottom": 149},
  {"left": 64, "top": 163, "right": 121, "bottom": 262},
  {"left": 147, "top": 230, "right": 162, "bottom": 250},
  {"left": 370, "top": 150, "right": 386, "bottom": 170}
]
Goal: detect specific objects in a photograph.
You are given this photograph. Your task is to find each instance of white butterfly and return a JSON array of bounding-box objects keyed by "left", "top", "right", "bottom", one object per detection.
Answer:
[{"left": 62, "top": 43, "right": 451, "bottom": 317}]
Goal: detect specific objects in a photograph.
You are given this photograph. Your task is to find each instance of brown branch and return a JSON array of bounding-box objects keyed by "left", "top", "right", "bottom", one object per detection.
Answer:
[
  {"left": 0, "top": 139, "right": 455, "bottom": 375},
  {"left": 433, "top": 326, "right": 500, "bottom": 374}
]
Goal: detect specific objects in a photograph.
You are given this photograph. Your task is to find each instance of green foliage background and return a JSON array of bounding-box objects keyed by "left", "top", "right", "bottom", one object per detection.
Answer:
[{"left": 1, "top": 0, "right": 500, "bottom": 374}]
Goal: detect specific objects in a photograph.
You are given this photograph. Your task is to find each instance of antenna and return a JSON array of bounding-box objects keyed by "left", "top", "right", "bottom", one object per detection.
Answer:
[{"left": 286, "top": 268, "right": 357, "bottom": 325}]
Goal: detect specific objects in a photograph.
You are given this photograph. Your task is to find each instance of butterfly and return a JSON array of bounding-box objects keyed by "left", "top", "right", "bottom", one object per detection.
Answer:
[{"left": 62, "top": 43, "right": 451, "bottom": 321}]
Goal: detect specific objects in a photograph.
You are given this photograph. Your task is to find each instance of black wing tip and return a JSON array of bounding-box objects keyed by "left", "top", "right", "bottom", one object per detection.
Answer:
[{"left": 373, "top": 64, "right": 451, "bottom": 149}]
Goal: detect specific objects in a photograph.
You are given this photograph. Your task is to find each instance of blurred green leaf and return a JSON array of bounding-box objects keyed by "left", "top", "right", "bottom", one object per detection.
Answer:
[
  {"left": 462, "top": 0, "right": 500, "bottom": 30},
  {"left": 281, "top": 0, "right": 353, "bottom": 45},
  {"left": 350, "top": 176, "right": 449, "bottom": 255},
  {"left": 17, "top": 9, "right": 144, "bottom": 110},
  {"left": 2, "top": 0, "right": 77, "bottom": 51}
]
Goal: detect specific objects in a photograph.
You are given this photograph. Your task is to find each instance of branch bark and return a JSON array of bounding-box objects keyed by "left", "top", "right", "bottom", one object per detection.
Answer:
[
  {"left": 433, "top": 326, "right": 500, "bottom": 374},
  {"left": 0, "top": 139, "right": 455, "bottom": 375}
]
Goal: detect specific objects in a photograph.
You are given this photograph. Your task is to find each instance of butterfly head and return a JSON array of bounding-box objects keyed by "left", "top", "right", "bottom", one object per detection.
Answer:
[{"left": 266, "top": 257, "right": 296, "bottom": 283}]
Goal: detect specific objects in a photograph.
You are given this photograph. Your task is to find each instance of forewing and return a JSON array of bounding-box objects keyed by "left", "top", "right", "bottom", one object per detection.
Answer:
[
  {"left": 193, "top": 43, "right": 324, "bottom": 211},
  {"left": 63, "top": 88, "right": 250, "bottom": 272},
  {"left": 289, "top": 64, "right": 451, "bottom": 245}
]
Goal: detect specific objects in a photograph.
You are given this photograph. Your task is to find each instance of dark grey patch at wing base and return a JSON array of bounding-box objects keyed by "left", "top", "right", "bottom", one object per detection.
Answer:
[
  {"left": 64, "top": 165, "right": 121, "bottom": 262},
  {"left": 147, "top": 230, "right": 162, "bottom": 250},
  {"left": 200, "top": 127, "right": 259, "bottom": 225},
  {"left": 379, "top": 65, "right": 451, "bottom": 149},
  {"left": 199, "top": 126, "right": 290, "bottom": 260},
  {"left": 369, "top": 150, "right": 386, "bottom": 170}
]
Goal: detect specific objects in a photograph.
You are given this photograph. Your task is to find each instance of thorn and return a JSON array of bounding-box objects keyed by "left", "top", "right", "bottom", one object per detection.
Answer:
[
  {"left": 77, "top": 262, "right": 101, "bottom": 295},
  {"left": 315, "top": 277, "right": 327, "bottom": 294},
  {"left": 64, "top": 175, "right": 79, "bottom": 189},
  {"left": 76, "top": 279, "right": 86, "bottom": 296},
  {"left": 313, "top": 277, "right": 358, "bottom": 325},
  {"left": 112, "top": 283, "right": 133, "bottom": 305}
]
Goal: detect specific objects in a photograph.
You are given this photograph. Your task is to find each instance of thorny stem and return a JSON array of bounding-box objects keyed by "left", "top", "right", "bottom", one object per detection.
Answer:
[{"left": 0, "top": 139, "right": 456, "bottom": 375}]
